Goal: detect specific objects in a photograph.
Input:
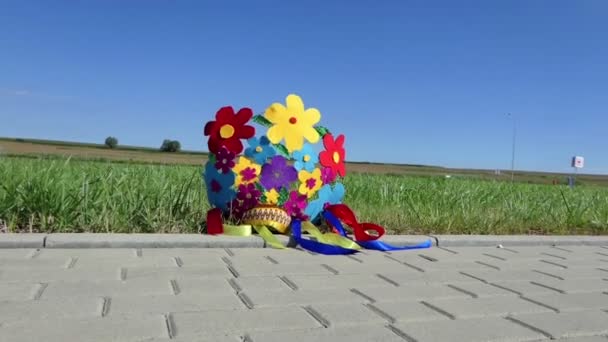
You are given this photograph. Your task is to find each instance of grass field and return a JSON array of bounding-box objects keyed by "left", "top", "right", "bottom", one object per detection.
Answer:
[
  {"left": 2, "top": 136, "right": 608, "bottom": 186},
  {"left": 1, "top": 155, "right": 607, "bottom": 235}
]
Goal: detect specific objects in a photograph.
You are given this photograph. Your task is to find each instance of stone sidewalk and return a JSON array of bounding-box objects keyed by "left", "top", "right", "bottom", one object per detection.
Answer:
[{"left": 1, "top": 245, "right": 608, "bottom": 341}]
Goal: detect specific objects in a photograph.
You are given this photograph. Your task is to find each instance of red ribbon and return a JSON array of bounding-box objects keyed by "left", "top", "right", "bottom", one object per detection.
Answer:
[
  {"left": 325, "top": 204, "right": 385, "bottom": 242},
  {"left": 206, "top": 208, "right": 224, "bottom": 235}
]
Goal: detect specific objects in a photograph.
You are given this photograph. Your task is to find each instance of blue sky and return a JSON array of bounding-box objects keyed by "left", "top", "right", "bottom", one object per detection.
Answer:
[{"left": 1, "top": 0, "right": 607, "bottom": 174}]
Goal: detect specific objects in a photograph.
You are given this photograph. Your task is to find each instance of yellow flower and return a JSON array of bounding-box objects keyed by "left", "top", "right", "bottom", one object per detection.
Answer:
[
  {"left": 298, "top": 168, "right": 322, "bottom": 198},
  {"left": 265, "top": 94, "right": 321, "bottom": 152},
  {"left": 265, "top": 188, "right": 279, "bottom": 205},
  {"left": 233, "top": 157, "right": 261, "bottom": 185}
]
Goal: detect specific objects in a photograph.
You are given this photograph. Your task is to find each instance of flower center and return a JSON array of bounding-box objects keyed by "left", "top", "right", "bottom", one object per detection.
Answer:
[
  {"left": 211, "top": 179, "right": 222, "bottom": 193},
  {"left": 241, "top": 168, "right": 257, "bottom": 181},
  {"left": 246, "top": 193, "right": 252, "bottom": 199},
  {"left": 219, "top": 124, "right": 235, "bottom": 139},
  {"left": 332, "top": 151, "right": 340, "bottom": 163},
  {"left": 303, "top": 155, "right": 310, "bottom": 162},
  {"left": 306, "top": 178, "right": 316, "bottom": 189},
  {"left": 222, "top": 158, "right": 228, "bottom": 165},
  {"left": 289, "top": 117, "right": 297, "bottom": 124},
  {"left": 255, "top": 146, "right": 263, "bottom": 153}
]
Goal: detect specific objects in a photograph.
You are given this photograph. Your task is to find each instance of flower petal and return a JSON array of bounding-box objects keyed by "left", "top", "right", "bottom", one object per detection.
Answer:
[
  {"left": 267, "top": 125, "right": 286, "bottom": 144},
  {"left": 302, "top": 126, "right": 320, "bottom": 144},
  {"left": 216, "top": 106, "right": 235, "bottom": 122},
  {"left": 286, "top": 94, "right": 305, "bottom": 114},
  {"left": 234, "top": 107, "right": 253, "bottom": 125},
  {"left": 237, "top": 125, "right": 255, "bottom": 139},
  {"left": 264, "top": 103, "right": 287, "bottom": 124},
  {"left": 301, "top": 108, "right": 321, "bottom": 126}
]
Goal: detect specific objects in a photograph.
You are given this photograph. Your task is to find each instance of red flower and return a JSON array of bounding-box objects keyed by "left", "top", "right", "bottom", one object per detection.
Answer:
[
  {"left": 319, "top": 134, "right": 346, "bottom": 177},
  {"left": 204, "top": 106, "right": 255, "bottom": 154}
]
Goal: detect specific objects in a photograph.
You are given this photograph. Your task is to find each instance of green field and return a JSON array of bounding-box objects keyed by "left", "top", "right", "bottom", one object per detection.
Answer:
[{"left": 1, "top": 155, "right": 607, "bottom": 235}]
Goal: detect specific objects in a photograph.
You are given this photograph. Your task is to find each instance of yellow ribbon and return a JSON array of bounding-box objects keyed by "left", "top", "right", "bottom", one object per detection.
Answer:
[
  {"left": 301, "top": 221, "right": 361, "bottom": 250},
  {"left": 252, "top": 225, "right": 286, "bottom": 249},
  {"left": 223, "top": 224, "right": 252, "bottom": 236}
]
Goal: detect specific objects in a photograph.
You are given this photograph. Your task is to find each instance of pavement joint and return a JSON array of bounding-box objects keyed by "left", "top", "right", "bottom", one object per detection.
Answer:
[
  {"left": 364, "top": 303, "right": 396, "bottom": 323},
  {"left": 417, "top": 254, "right": 437, "bottom": 262},
  {"left": 65, "top": 257, "right": 78, "bottom": 269},
  {"left": 437, "top": 246, "right": 458, "bottom": 254},
  {"left": 504, "top": 316, "right": 554, "bottom": 339},
  {"left": 519, "top": 296, "right": 561, "bottom": 313},
  {"left": 173, "top": 257, "right": 183, "bottom": 267},
  {"left": 446, "top": 284, "right": 478, "bottom": 298},
  {"left": 386, "top": 324, "right": 418, "bottom": 342},
  {"left": 302, "top": 305, "right": 330, "bottom": 328},
  {"left": 135, "top": 248, "right": 142, "bottom": 257},
  {"left": 419, "top": 301, "right": 456, "bottom": 320},
  {"left": 532, "top": 269, "right": 564, "bottom": 280},
  {"left": 32, "top": 282, "right": 48, "bottom": 300},
  {"left": 482, "top": 253, "right": 507, "bottom": 261},
  {"left": 278, "top": 276, "right": 298, "bottom": 291},
  {"left": 265, "top": 256, "right": 279, "bottom": 265},
  {"left": 100, "top": 297, "right": 111, "bottom": 317},
  {"left": 529, "top": 281, "right": 565, "bottom": 294},
  {"left": 540, "top": 252, "right": 567, "bottom": 260},
  {"left": 228, "top": 265, "right": 239, "bottom": 278},
  {"left": 163, "top": 313, "right": 176, "bottom": 339},
  {"left": 551, "top": 246, "right": 574, "bottom": 253},
  {"left": 227, "top": 278, "right": 242, "bottom": 292},
  {"left": 350, "top": 288, "right": 376, "bottom": 303},
  {"left": 320, "top": 264, "right": 339, "bottom": 275},
  {"left": 375, "top": 274, "right": 400, "bottom": 287},
  {"left": 120, "top": 267, "right": 127, "bottom": 281},
  {"left": 459, "top": 271, "right": 488, "bottom": 283},
  {"left": 539, "top": 259, "right": 568, "bottom": 269},
  {"left": 237, "top": 292, "right": 254, "bottom": 309},
  {"left": 170, "top": 280, "right": 180, "bottom": 295},
  {"left": 224, "top": 248, "right": 235, "bottom": 256},
  {"left": 475, "top": 260, "right": 501, "bottom": 270}
]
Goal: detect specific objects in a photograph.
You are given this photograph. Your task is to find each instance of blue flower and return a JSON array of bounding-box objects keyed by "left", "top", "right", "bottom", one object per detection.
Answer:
[
  {"left": 244, "top": 136, "right": 276, "bottom": 165},
  {"left": 292, "top": 143, "right": 318, "bottom": 172},
  {"left": 203, "top": 161, "right": 236, "bottom": 211},
  {"left": 304, "top": 182, "right": 345, "bottom": 222}
]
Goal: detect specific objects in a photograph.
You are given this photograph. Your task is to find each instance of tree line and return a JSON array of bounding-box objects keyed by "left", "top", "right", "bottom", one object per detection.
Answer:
[{"left": 104, "top": 136, "right": 181, "bottom": 152}]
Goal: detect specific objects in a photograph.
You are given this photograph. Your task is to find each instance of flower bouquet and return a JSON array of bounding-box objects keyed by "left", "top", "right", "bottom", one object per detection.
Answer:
[{"left": 202, "top": 94, "right": 432, "bottom": 254}]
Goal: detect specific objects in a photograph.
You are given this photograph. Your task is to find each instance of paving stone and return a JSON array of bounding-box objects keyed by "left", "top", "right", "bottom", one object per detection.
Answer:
[
  {"left": 522, "top": 292, "right": 608, "bottom": 312},
  {"left": 138, "top": 335, "right": 242, "bottom": 342},
  {"left": 171, "top": 307, "right": 321, "bottom": 336},
  {"left": 35, "top": 248, "right": 135, "bottom": 259},
  {"left": 529, "top": 278, "right": 608, "bottom": 294},
  {"left": 552, "top": 336, "right": 608, "bottom": 342},
  {"left": 175, "top": 277, "right": 241, "bottom": 295},
  {"left": 125, "top": 265, "right": 233, "bottom": 280},
  {"left": 245, "top": 325, "right": 406, "bottom": 342},
  {"left": 0, "top": 257, "right": 70, "bottom": 269},
  {"left": 378, "top": 269, "right": 482, "bottom": 284},
  {"left": 355, "top": 283, "right": 470, "bottom": 302},
  {"left": 446, "top": 281, "right": 519, "bottom": 298},
  {"left": 41, "top": 279, "right": 175, "bottom": 298},
  {"left": 286, "top": 274, "right": 399, "bottom": 290},
  {"left": 460, "top": 270, "right": 568, "bottom": 283},
  {"left": 108, "top": 293, "right": 245, "bottom": 314},
  {"left": 0, "top": 297, "right": 100, "bottom": 325},
  {"left": 0, "top": 282, "right": 39, "bottom": 301},
  {"left": 510, "top": 310, "right": 608, "bottom": 339},
  {"left": 392, "top": 316, "right": 547, "bottom": 342},
  {"left": 490, "top": 280, "right": 565, "bottom": 296},
  {"left": 0, "top": 267, "right": 121, "bottom": 282},
  {"left": 231, "top": 276, "right": 296, "bottom": 293},
  {"left": 366, "top": 300, "right": 453, "bottom": 323},
  {"left": 0, "top": 314, "right": 168, "bottom": 342},
  {"left": 537, "top": 268, "right": 608, "bottom": 280},
  {"left": 242, "top": 288, "right": 366, "bottom": 308},
  {"left": 0, "top": 249, "right": 32, "bottom": 259},
  {"left": 425, "top": 296, "right": 555, "bottom": 319},
  {"left": 306, "top": 303, "right": 389, "bottom": 327},
  {"left": 231, "top": 263, "right": 336, "bottom": 277}
]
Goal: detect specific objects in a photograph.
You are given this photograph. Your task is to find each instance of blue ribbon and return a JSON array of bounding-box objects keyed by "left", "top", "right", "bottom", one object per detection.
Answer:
[{"left": 322, "top": 210, "right": 433, "bottom": 252}]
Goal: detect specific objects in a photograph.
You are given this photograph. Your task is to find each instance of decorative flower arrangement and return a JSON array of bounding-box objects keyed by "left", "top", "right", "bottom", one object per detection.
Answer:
[
  {"left": 203, "top": 94, "right": 346, "bottom": 228},
  {"left": 202, "top": 94, "right": 432, "bottom": 254}
]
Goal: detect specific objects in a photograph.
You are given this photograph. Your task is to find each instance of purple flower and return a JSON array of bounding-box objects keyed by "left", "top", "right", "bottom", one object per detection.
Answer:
[
  {"left": 284, "top": 191, "right": 308, "bottom": 220},
  {"left": 321, "top": 167, "right": 336, "bottom": 184},
  {"left": 214, "top": 147, "right": 236, "bottom": 174},
  {"left": 260, "top": 155, "right": 297, "bottom": 190},
  {"left": 237, "top": 183, "right": 261, "bottom": 209}
]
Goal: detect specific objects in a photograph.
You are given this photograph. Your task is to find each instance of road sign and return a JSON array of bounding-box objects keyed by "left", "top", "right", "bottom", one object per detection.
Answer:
[{"left": 572, "top": 156, "right": 584, "bottom": 169}]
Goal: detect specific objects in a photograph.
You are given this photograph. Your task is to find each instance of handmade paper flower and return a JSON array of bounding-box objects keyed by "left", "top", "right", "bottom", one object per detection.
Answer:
[
  {"left": 236, "top": 183, "right": 262, "bottom": 209},
  {"left": 214, "top": 147, "right": 236, "bottom": 174},
  {"left": 319, "top": 133, "right": 346, "bottom": 177},
  {"left": 204, "top": 106, "right": 255, "bottom": 154},
  {"left": 284, "top": 190, "right": 308, "bottom": 220},
  {"left": 321, "top": 167, "right": 336, "bottom": 184},
  {"left": 260, "top": 155, "right": 297, "bottom": 190},
  {"left": 304, "top": 183, "right": 345, "bottom": 221},
  {"left": 265, "top": 188, "right": 279, "bottom": 205},
  {"left": 292, "top": 143, "right": 318, "bottom": 172},
  {"left": 244, "top": 136, "right": 276, "bottom": 165},
  {"left": 298, "top": 168, "right": 323, "bottom": 198},
  {"left": 264, "top": 94, "right": 321, "bottom": 152},
  {"left": 233, "top": 157, "right": 261, "bottom": 185},
  {"left": 228, "top": 198, "right": 248, "bottom": 220},
  {"left": 204, "top": 162, "right": 236, "bottom": 211}
]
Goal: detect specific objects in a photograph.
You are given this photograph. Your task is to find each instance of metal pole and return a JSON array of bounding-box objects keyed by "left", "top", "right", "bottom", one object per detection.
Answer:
[{"left": 507, "top": 114, "right": 516, "bottom": 183}]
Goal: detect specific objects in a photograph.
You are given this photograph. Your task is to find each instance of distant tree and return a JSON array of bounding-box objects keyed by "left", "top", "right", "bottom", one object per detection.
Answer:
[
  {"left": 160, "top": 139, "right": 181, "bottom": 152},
  {"left": 104, "top": 136, "right": 118, "bottom": 149}
]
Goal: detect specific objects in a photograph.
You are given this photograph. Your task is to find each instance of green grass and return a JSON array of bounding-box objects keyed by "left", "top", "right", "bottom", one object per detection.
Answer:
[{"left": 1, "top": 155, "right": 607, "bottom": 234}]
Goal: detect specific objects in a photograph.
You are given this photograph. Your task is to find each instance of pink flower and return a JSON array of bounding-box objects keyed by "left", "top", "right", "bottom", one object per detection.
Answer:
[{"left": 283, "top": 191, "right": 308, "bottom": 220}]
